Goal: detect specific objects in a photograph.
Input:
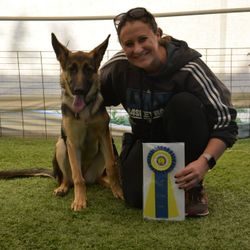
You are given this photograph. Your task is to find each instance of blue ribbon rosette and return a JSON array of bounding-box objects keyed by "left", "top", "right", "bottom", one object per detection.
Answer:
[{"left": 147, "top": 146, "right": 176, "bottom": 218}]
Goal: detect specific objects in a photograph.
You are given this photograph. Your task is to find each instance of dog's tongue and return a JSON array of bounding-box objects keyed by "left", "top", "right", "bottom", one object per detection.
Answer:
[{"left": 73, "top": 95, "right": 85, "bottom": 113}]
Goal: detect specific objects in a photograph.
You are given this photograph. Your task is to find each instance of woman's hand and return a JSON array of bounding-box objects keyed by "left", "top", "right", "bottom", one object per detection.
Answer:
[
  {"left": 175, "top": 138, "right": 227, "bottom": 190},
  {"left": 174, "top": 156, "right": 210, "bottom": 190}
]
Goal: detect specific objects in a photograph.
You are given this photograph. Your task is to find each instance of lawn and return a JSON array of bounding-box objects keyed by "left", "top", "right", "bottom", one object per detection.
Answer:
[{"left": 0, "top": 137, "right": 249, "bottom": 250}]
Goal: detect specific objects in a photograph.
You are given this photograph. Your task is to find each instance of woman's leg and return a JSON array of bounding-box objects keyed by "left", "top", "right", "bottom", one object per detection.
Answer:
[
  {"left": 120, "top": 133, "right": 143, "bottom": 208},
  {"left": 163, "top": 92, "right": 209, "bottom": 164},
  {"left": 163, "top": 92, "right": 210, "bottom": 216}
]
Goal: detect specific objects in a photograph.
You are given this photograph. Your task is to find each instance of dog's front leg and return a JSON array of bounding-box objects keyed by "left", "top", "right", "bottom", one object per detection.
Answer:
[{"left": 67, "top": 140, "right": 87, "bottom": 211}]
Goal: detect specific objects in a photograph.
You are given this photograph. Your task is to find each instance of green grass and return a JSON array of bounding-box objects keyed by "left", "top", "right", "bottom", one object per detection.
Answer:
[{"left": 0, "top": 137, "right": 249, "bottom": 250}]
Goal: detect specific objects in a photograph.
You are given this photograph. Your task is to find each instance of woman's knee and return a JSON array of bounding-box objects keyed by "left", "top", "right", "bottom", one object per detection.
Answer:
[
  {"left": 167, "top": 92, "right": 204, "bottom": 114},
  {"left": 163, "top": 92, "right": 209, "bottom": 163}
]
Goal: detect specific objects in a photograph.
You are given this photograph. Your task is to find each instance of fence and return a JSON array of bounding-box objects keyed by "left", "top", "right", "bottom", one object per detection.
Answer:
[{"left": 0, "top": 48, "right": 249, "bottom": 138}]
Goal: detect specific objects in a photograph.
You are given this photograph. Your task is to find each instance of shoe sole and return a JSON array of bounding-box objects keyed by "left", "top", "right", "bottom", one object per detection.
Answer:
[{"left": 185, "top": 210, "right": 209, "bottom": 217}]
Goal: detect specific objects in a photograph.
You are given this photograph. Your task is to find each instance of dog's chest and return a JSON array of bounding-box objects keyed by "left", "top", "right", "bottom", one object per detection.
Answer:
[{"left": 80, "top": 131, "right": 102, "bottom": 166}]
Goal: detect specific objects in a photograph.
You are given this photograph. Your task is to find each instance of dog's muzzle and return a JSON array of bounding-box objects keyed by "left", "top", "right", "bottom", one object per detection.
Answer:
[
  {"left": 71, "top": 85, "right": 91, "bottom": 113},
  {"left": 72, "top": 94, "right": 86, "bottom": 113}
]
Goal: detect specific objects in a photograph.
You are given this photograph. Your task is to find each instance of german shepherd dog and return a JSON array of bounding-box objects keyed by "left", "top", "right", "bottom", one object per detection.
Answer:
[{"left": 0, "top": 33, "right": 124, "bottom": 211}]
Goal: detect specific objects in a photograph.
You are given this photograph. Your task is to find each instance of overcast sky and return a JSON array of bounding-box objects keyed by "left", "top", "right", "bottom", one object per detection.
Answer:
[{"left": 0, "top": 0, "right": 249, "bottom": 51}]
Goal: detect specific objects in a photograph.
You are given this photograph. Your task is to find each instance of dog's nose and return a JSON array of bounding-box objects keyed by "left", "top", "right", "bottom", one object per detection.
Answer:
[{"left": 74, "top": 89, "right": 85, "bottom": 95}]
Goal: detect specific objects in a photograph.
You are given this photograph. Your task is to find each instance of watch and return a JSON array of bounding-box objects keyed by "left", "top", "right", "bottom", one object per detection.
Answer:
[{"left": 202, "top": 153, "right": 216, "bottom": 169}]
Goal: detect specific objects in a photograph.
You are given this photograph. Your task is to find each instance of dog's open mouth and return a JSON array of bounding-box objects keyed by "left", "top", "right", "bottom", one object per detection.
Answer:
[{"left": 73, "top": 95, "right": 86, "bottom": 113}]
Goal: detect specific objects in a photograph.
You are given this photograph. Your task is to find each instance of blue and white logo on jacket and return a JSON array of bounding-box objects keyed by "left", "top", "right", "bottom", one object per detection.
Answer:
[{"left": 126, "top": 88, "right": 173, "bottom": 121}]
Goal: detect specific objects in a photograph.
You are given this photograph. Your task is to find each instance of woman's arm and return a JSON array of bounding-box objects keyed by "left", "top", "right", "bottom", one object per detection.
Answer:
[{"left": 174, "top": 138, "right": 227, "bottom": 190}]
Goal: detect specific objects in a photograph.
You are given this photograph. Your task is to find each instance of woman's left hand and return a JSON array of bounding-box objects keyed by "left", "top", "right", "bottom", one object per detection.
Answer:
[{"left": 174, "top": 157, "right": 210, "bottom": 190}]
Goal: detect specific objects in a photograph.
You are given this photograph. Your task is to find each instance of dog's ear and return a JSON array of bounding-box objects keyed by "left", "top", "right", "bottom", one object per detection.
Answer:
[
  {"left": 51, "top": 33, "right": 69, "bottom": 69},
  {"left": 92, "top": 34, "right": 110, "bottom": 70}
]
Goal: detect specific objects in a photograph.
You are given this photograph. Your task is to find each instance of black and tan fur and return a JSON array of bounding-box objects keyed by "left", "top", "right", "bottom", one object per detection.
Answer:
[
  {"left": 0, "top": 33, "right": 124, "bottom": 211},
  {"left": 51, "top": 33, "right": 124, "bottom": 211}
]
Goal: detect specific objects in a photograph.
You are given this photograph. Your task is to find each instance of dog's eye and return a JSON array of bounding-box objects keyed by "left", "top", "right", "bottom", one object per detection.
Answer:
[
  {"left": 83, "top": 64, "right": 94, "bottom": 75},
  {"left": 69, "top": 64, "right": 78, "bottom": 74}
]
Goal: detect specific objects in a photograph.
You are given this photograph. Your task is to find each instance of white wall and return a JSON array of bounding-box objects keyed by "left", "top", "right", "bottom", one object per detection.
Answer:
[{"left": 0, "top": 0, "right": 249, "bottom": 51}]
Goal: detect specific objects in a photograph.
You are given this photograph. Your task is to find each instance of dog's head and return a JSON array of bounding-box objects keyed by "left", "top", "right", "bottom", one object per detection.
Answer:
[{"left": 51, "top": 33, "right": 110, "bottom": 113}]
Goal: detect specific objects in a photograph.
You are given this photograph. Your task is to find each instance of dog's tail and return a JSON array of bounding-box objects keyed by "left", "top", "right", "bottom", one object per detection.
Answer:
[{"left": 0, "top": 168, "right": 54, "bottom": 179}]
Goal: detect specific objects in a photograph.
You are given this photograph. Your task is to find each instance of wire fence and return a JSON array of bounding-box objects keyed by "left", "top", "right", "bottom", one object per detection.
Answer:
[{"left": 0, "top": 48, "right": 249, "bottom": 138}]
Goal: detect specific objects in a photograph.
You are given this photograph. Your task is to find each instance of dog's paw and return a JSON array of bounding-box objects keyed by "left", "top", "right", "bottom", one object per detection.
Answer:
[
  {"left": 111, "top": 185, "right": 124, "bottom": 200},
  {"left": 71, "top": 199, "right": 87, "bottom": 211},
  {"left": 53, "top": 186, "right": 69, "bottom": 197}
]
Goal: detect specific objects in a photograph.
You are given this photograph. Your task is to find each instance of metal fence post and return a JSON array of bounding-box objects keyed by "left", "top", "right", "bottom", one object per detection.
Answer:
[
  {"left": 230, "top": 48, "right": 233, "bottom": 92},
  {"left": 40, "top": 51, "right": 48, "bottom": 139},
  {"left": 0, "top": 112, "right": 2, "bottom": 137},
  {"left": 17, "top": 51, "right": 25, "bottom": 137}
]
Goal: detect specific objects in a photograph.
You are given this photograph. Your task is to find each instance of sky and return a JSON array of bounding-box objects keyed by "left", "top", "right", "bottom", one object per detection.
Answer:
[{"left": 0, "top": 0, "right": 250, "bottom": 51}]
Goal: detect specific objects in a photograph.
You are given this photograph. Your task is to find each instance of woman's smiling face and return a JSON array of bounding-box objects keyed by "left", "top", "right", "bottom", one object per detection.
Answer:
[{"left": 119, "top": 20, "right": 166, "bottom": 73}]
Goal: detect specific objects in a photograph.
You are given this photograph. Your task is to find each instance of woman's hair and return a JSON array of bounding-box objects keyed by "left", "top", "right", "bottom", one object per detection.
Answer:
[{"left": 113, "top": 7, "right": 158, "bottom": 36}]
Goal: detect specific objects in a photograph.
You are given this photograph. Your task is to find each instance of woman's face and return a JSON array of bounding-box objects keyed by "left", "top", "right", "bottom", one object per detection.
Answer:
[{"left": 119, "top": 20, "right": 166, "bottom": 73}]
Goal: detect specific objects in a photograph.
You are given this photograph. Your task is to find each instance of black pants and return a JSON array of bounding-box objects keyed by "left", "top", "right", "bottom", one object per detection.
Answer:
[{"left": 120, "top": 92, "right": 210, "bottom": 209}]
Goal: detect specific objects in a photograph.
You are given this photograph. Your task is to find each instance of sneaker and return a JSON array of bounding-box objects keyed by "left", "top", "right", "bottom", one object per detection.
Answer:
[{"left": 185, "top": 186, "right": 209, "bottom": 217}]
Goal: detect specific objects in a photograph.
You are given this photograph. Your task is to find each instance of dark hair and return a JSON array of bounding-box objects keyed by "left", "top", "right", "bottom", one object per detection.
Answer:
[{"left": 113, "top": 7, "right": 158, "bottom": 36}]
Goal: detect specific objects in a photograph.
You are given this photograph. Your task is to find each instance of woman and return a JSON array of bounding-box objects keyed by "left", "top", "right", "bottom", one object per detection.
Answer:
[{"left": 100, "top": 7, "right": 238, "bottom": 216}]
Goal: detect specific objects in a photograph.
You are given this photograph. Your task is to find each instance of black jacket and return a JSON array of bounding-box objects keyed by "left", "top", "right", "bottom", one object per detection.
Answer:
[{"left": 100, "top": 37, "right": 238, "bottom": 147}]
